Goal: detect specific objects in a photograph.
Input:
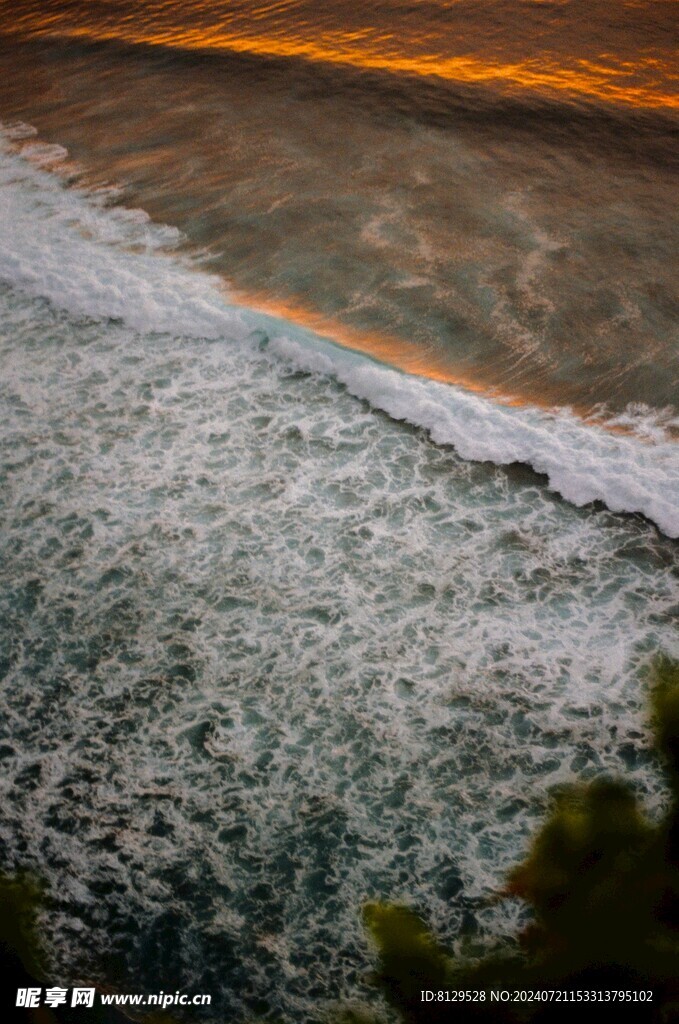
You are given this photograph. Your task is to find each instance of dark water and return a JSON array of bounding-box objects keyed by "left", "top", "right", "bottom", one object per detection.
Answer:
[
  {"left": 5, "top": 0, "right": 679, "bottom": 110},
  {"left": 0, "top": 4, "right": 678, "bottom": 1022}
]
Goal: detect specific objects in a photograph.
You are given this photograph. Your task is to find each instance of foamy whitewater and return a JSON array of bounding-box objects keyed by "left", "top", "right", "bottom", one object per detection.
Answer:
[{"left": 0, "top": 127, "right": 678, "bottom": 1020}]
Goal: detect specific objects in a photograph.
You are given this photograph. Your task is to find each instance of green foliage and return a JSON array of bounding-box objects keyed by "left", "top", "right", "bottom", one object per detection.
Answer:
[
  {"left": 4, "top": 658, "right": 679, "bottom": 1022},
  {"left": 0, "top": 870, "right": 46, "bottom": 980},
  {"left": 362, "top": 657, "right": 679, "bottom": 1021},
  {"left": 506, "top": 778, "right": 656, "bottom": 964},
  {"left": 0, "top": 871, "right": 179, "bottom": 1023},
  {"left": 332, "top": 1008, "right": 385, "bottom": 1024},
  {"left": 650, "top": 655, "right": 679, "bottom": 792},
  {"left": 363, "top": 904, "right": 450, "bottom": 1012}
]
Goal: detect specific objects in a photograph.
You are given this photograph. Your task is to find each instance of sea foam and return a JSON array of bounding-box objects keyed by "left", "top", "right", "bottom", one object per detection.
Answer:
[
  {"left": 1, "top": 123, "right": 678, "bottom": 1022},
  {"left": 0, "top": 123, "right": 677, "bottom": 538}
]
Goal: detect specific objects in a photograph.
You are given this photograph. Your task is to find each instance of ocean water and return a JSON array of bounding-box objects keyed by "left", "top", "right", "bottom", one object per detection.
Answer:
[
  {"left": 1, "top": 2, "right": 678, "bottom": 413},
  {"left": 0, "top": 2, "right": 678, "bottom": 1021}
]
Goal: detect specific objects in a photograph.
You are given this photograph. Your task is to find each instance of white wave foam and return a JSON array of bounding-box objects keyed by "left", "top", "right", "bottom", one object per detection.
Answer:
[
  {"left": 0, "top": 125, "right": 677, "bottom": 538},
  {"left": 1, "top": 124, "right": 678, "bottom": 1022},
  {"left": 592, "top": 402, "right": 679, "bottom": 444},
  {"left": 267, "top": 335, "right": 679, "bottom": 537},
  {"left": 20, "top": 141, "right": 69, "bottom": 167},
  {"left": 1, "top": 120, "right": 38, "bottom": 140}
]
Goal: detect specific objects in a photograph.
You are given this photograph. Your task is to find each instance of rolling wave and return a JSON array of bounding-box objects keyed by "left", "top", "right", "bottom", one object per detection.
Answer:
[
  {"left": 1, "top": 124, "right": 677, "bottom": 538},
  {"left": 1, "top": 117, "right": 678, "bottom": 1021}
]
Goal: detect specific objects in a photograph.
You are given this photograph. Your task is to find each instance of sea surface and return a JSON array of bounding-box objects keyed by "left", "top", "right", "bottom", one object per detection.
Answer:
[{"left": 0, "top": 2, "right": 678, "bottom": 1021}]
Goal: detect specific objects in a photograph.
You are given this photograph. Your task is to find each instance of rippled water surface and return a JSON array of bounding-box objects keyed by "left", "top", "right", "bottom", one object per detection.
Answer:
[
  {"left": 0, "top": 1, "right": 677, "bottom": 412},
  {"left": 4, "top": 0, "right": 679, "bottom": 109},
  {"left": 0, "top": 2, "right": 677, "bottom": 1020}
]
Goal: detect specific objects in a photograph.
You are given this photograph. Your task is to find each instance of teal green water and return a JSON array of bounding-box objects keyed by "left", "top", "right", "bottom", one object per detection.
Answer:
[{"left": 0, "top": 137, "right": 677, "bottom": 1020}]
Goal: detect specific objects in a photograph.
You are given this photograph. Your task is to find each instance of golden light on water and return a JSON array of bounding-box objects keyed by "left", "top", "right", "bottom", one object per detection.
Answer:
[
  {"left": 2, "top": 1, "right": 677, "bottom": 425},
  {"left": 139, "top": 32, "right": 679, "bottom": 110},
  {"left": 6, "top": 5, "right": 678, "bottom": 111},
  {"left": 227, "top": 286, "right": 576, "bottom": 414}
]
